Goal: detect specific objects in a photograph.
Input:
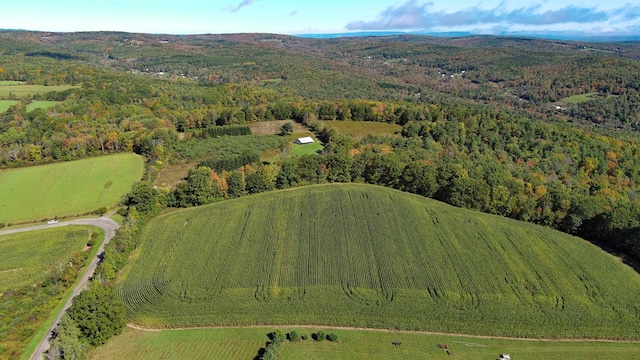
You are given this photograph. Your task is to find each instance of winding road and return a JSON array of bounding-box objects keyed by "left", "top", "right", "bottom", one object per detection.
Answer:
[{"left": 0, "top": 218, "right": 120, "bottom": 360}]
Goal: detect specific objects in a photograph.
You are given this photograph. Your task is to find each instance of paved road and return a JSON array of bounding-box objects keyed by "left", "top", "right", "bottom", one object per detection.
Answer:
[{"left": 0, "top": 218, "right": 120, "bottom": 360}]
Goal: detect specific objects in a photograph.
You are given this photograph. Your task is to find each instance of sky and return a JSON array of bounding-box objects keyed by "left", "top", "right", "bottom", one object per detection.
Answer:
[{"left": 2, "top": 0, "right": 639, "bottom": 37}]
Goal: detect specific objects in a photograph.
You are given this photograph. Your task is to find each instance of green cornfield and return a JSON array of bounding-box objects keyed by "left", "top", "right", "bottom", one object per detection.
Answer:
[{"left": 118, "top": 184, "right": 640, "bottom": 339}]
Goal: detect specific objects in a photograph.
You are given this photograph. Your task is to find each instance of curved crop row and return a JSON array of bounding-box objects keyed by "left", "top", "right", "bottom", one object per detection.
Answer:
[{"left": 117, "top": 184, "right": 640, "bottom": 339}]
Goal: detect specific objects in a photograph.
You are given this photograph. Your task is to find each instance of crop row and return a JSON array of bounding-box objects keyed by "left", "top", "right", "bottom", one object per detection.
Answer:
[{"left": 117, "top": 184, "right": 640, "bottom": 339}]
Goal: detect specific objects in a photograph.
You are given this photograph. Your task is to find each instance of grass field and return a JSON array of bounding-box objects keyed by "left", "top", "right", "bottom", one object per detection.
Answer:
[
  {"left": 26, "top": 100, "right": 58, "bottom": 112},
  {"left": 0, "top": 227, "right": 97, "bottom": 292},
  {"left": 322, "top": 120, "right": 402, "bottom": 137},
  {"left": 291, "top": 141, "right": 324, "bottom": 156},
  {"left": 561, "top": 92, "right": 599, "bottom": 104},
  {"left": 0, "top": 99, "right": 18, "bottom": 112},
  {"left": 0, "top": 84, "right": 77, "bottom": 98},
  {"left": 117, "top": 184, "right": 640, "bottom": 339},
  {"left": 0, "top": 100, "right": 58, "bottom": 113},
  {"left": 0, "top": 154, "right": 143, "bottom": 224},
  {"left": 88, "top": 326, "right": 640, "bottom": 360},
  {"left": 0, "top": 81, "right": 27, "bottom": 85}
]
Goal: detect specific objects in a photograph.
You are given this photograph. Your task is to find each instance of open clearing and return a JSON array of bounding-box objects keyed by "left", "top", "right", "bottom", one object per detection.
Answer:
[
  {"left": 561, "top": 92, "right": 600, "bottom": 104},
  {"left": 0, "top": 81, "right": 27, "bottom": 85},
  {"left": 0, "top": 226, "right": 99, "bottom": 292},
  {"left": 0, "top": 100, "right": 18, "bottom": 112},
  {"left": 291, "top": 140, "right": 324, "bottom": 156},
  {"left": 0, "top": 84, "right": 77, "bottom": 98},
  {"left": 322, "top": 120, "right": 402, "bottom": 137},
  {"left": 88, "top": 326, "right": 640, "bottom": 360},
  {"left": 0, "top": 153, "right": 143, "bottom": 224},
  {"left": 118, "top": 184, "right": 640, "bottom": 339},
  {"left": 0, "top": 100, "right": 58, "bottom": 113},
  {"left": 26, "top": 100, "right": 58, "bottom": 112},
  {"left": 248, "top": 120, "right": 308, "bottom": 135}
]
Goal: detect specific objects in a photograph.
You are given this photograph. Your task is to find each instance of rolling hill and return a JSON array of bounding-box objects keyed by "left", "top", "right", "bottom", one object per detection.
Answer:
[{"left": 117, "top": 184, "right": 640, "bottom": 339}]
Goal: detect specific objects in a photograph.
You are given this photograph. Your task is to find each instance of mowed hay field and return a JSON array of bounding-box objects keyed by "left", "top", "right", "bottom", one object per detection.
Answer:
[
  {"left": 88, "top": 327, "right": 640, "bottom": 360},
  {"left": 0, "top": 226, "right": 100, "bottom": 292},
  {"left": 118, "top": 184, "right": 640, "bottom": 339},
  {"left": 0, "top": 154, "right": 143, "bottom": 223}
]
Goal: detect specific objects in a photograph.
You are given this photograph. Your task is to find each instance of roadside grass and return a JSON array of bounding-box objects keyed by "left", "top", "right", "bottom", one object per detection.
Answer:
[
  {"left": 322, "top": 120, "right": 402, "bottom": 137},
  {"left": 87, "top": 326, "right": 640, "bottom": 360},
  {"left": 0, "top": 99, "right": 18, "bottom": 112},
  {"left": 26, "top": 100, "right": 58, "bottom": 112},
  {"left": 110, "top": 212, "right": 125, "bottom": 225},
  {"left": 561, "top": 92, "right": 599, "bottom": 104},
  {"left": 0, "top": 153, "right": 143, "bottom": 224},
  {"left": 19, "top": 226, "right": 106, "bottom": 360},
  {"left": 0, "top": 84, "right": 77, "bottom": 98},
  {"left": 117, "top": 184, "right": 640, "bottom": 339}
]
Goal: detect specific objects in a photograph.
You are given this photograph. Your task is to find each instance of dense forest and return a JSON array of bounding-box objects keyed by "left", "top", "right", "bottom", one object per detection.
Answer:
[{"left": 2, "top": 30, "right": 640, "bottom": 270}]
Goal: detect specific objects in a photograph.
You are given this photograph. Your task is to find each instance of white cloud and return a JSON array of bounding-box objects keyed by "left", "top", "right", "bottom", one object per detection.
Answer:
[{"left": 346, "top": 0, "right": 640, "bottom": 34}]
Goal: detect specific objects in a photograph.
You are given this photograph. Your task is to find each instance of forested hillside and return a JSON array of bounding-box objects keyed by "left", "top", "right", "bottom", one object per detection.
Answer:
[{"left": 2, "top": 30, "right": 640, "bottom": 270}]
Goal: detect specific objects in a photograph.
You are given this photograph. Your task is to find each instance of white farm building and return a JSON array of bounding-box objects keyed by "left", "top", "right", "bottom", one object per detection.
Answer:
[{"left": 295, "top": 137, "right": 315, "bottom": 145}]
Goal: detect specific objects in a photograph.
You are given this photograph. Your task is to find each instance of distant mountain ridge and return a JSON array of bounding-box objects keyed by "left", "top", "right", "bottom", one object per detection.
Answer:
[
  {"left": 2, "top": 27, "right": 638, "bottom": 42},
  {"left": 296, "top": 31, "right": 640, "bottom": 42}
]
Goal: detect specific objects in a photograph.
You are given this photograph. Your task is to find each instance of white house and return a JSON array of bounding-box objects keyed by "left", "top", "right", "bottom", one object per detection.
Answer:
[{"left": 295, "top": 137, "right": 314, "bottom": 145}]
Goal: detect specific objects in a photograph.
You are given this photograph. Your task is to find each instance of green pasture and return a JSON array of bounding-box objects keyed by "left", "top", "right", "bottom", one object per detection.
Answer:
[
  {"left": 88, "top": 326, "right": 640, "bottom": 360},
  {"left": 0, "top": 153, "right": 143, "bottom": 224},
  {"left": 26, "top": 100, "right": 58, "bottom": 112},
  {"left": 322, "top": 120, "right": 402, "bottom": 137},
  {"left": 0, "top": 226, "right": 96, "bottom": 292},
  {"left": 561, "top": 92, "right": 599, "bottom": 104},
  {"left": 118, "top": 184, "right": 640, "bottom": 339},
  {"left": 0, "top": 84, "right": 77, "bottom": 98},
  {"left": 0, "top": 99, "right": 18, "bottom": 112}
]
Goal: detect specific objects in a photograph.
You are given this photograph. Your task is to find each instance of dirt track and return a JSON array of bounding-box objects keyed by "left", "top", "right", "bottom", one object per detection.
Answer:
[{"left": 126, "top": 323, "right": 640, "bottom": 343}]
